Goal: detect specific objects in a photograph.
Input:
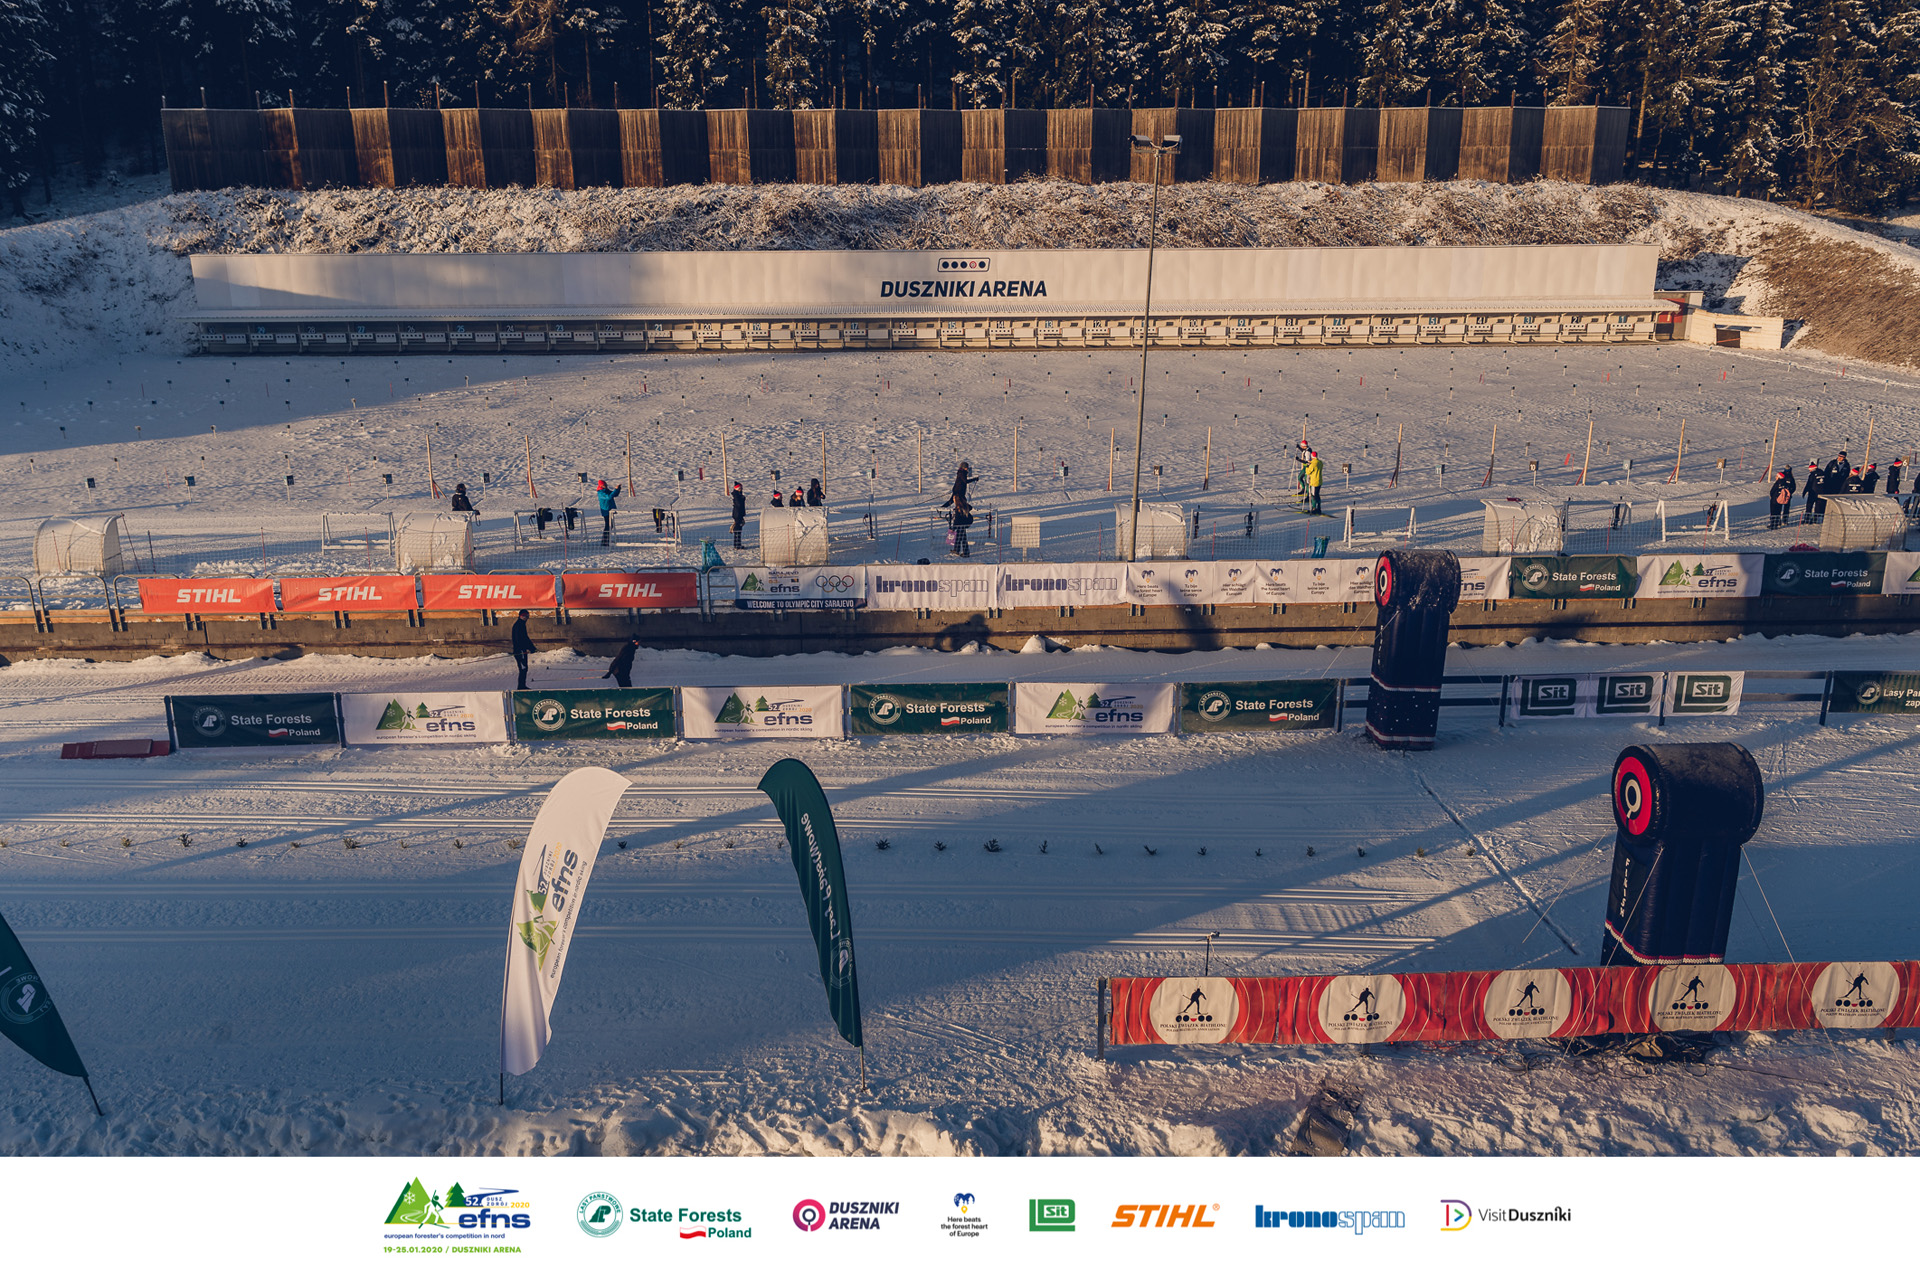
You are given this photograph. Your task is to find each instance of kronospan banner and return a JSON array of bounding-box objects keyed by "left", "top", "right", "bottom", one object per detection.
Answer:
[
  {"left": 559, "top": 572, "right": 698, "bottom": 610},
  {"left": 1635, "top": 554, "right": 1764, "bottom": 599},
  {"left": 137, "top": 577, "right": 276, "bottom": 614},
  {"left": 1180, "top": 680, "right": 1339, "bottom": 732},
  {"left": 168, "top": 693, "right": 342, "bottom": 747},
  {"left": 277, "top": 575, "right": 418, "bottom": 613},
  {"left": 512, "top": 689, "right": 675, "bottom": 740},
  {"left": 849, "top": 683, "right": 1007, "bottom": 734},
  {"left": 340, "top": 692, "right": 510, "bottom": 743},
  {"left": 1761, "top": 552, "right": 1884, "bottom": 596},
  {"left": 996, "top": 564, "right": 1127, "bottom": 609},
  {"left": 418, "top": 574, "right": 556, "bottom": 610},
  {"left": 1509, "top": 555, "right": 1638, "bottom": 599},
  {"left": 680, "top": 686, "right": 844, "bottom": 739},
  {"left": 1014, "top": 682, "right": 1176, "bottom": 734},
  {"left": 865, "top": 564, "right": 997, "bottom": 611},
  {"left": 1828, "top": 671, "right": 1920, "bottom": 714},
  {"left": 732, "top": 567, "right": 866, "bottom": 610}
]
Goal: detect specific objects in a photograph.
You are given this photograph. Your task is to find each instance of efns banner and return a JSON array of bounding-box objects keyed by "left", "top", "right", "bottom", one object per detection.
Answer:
[
  {"left": 340, "top": 692, "right": 510, "bottom": 744},
  {"left": 1013, "top": 683, "right": 1176, "bottom": 735},
  {"left": 500, "top": 766, "right": 631, "bottom": 1077},
  {"left": 757, "top": 759, "right": 864, "bottom": 1055},
  {"left": 679, "top": 686, "right": 843, "bottom": 739}
]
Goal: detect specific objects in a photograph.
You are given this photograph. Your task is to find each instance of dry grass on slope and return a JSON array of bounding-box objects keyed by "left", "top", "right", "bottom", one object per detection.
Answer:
[{"left": 1756, "top": 226, "right": 1920, "bottom": 370}]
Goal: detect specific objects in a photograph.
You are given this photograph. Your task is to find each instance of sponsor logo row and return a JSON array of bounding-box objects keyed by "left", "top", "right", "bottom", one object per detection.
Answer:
[{"left": 380, "top": 1178, "right": 1569, "bottom": 1248}]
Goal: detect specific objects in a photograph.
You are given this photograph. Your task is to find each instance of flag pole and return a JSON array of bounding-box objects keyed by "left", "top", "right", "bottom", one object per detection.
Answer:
[
  {"left": 859, "top": 1047, "right": 868, "bottom": 1092},
  {"left": 499, "top": 1071, "right": 504, "bottom": 1106},
  {"left": 83, "top": 1076, "right": 103, "bottom": 1117}
]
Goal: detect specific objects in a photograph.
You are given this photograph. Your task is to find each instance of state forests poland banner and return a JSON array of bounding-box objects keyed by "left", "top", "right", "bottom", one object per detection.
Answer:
[
  {"left": 278, "top": 575, "right": 419, "bottom": 613},
  {"left": 137, "top": 577, "right": 276, "bottom": 614},
  {"left": 1013, "top": 682, "right": 1175, "bottom": 735}
]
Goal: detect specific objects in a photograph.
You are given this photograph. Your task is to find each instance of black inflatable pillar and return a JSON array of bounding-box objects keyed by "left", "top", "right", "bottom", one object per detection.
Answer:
[
  {"left": 1366, "top": 549, "right": 1462, "bottom": 751},
  {"left": 1602, "top": 743, "right": 1766, "bottom": 966}
]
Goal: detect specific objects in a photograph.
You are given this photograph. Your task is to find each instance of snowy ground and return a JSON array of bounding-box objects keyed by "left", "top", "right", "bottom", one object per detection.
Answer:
[
  {"left": 6, "top": 339, "right": 1920, "bottom": 606},
  {"left": 4, "top": 630, "right": 1920, "bottom": 1156}
]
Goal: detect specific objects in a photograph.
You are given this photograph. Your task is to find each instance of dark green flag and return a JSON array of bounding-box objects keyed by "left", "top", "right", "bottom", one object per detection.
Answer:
[
  {"left": 0, "top": 910, "right": 89, "bottom": 1079},
  {"left": 757, "top": 759, "right": 863, "bottom": 1050}
]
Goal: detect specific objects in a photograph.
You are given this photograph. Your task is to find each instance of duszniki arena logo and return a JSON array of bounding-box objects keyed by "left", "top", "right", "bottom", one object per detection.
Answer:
[
  {"left": 793, "top": 1200, "right": 826, "bottom": 1231},
  {"left": 577, "top": 1192, "right": 623, "bottom": 1238}
]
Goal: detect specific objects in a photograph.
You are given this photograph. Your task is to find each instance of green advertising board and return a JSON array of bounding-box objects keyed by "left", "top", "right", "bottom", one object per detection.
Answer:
[
  {"left": 1180, "top": 680, "right": 1339, "bottom": 732},
  {"left": 512, "top": 689, "right": 675, "bottom": 740},
  {"left": 1829, "top": 671, "right": 1920, "bottom": 714},
  {"left": 1508, "top": 556, "right": 1638, "bottom": 599},
  {"left": 850, "top": 683, "right": 1007, "bottom": 735},
  {"left": 168, "top": 693, "right": 341, "bottom": 748},
  {"left": 1760, "top": 553, "right": 1885, "bottom": 596}
]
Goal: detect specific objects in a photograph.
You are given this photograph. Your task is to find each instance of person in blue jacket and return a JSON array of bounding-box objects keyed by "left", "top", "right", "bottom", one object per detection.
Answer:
[{"left": 595, "top": 478, "right": 621, "bottom": 546}]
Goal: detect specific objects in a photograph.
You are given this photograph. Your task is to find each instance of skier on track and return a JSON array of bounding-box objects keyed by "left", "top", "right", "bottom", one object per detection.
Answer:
[
  {"left": 603, "top": 637, "right": 639, "bottom": 689},
  {"left": 511, "top": 608, "right": 536, "bottom": 691},
  {"left": 1680, "top": 975, "right": 1706, "bottom": 1004},
  {"left": 1846, "top": 973, "right": 1870, "bottom": 1002},
  {"left": 1516, "top": 979, "right": 1541, "bottom": 1012}
]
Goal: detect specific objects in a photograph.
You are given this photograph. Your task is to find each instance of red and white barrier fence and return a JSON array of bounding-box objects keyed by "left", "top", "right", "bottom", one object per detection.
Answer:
[{"left": 1102, "top": 962, "right": 1918, "bottom": 1053}]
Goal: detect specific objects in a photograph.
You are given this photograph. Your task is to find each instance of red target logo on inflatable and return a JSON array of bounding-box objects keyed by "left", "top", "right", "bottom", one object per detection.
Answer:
[
  {"left": 1613, "top": 754, "right": 1654, "bottom": 836},
  {"left": 1374, "top": 555, "right": 1394, "bottom": 608}
]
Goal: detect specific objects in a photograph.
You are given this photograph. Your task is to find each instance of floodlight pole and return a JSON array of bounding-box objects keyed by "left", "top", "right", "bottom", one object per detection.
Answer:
[{"left": 1129, "top": 135, "right": 1179, "bottom": 562}]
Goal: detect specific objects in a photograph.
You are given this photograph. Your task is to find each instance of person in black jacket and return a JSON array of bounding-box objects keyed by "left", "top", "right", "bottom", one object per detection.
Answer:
[
  {"left": 510, "top": 609, "right": 535, "bottom": 691},
  {"left": 1824, "top": 452, "right": 1849, "bottom": 493},
  {"left": 1863, "top": 462, "right": 1881, "bottom": 493},
  {"left": 948, "top": 461, "right": 973, "bottom": 505},
  {"left": 603, "top": 637, "right": 639, "bottom": 689},
  {"left": 450, "top": 483, "right": 474, "bottom": 513},
  {"left": 806, "top": 478, "right": 824, "bottom": 507},
  {"left": 1768, "top": 469, "right": 1795, "bottom": 529},
  {"left": 1888, "top": 458, "right": 1905, "bottom": 495},
  {"left": 769, "top": 489, "right": 784, "bottom": 508},
  {"left": 1845, "top": 467, "right": 1865, "bottom": 494},
  {"left": 1801, "top": 461, "right": 1822, "bottom": 524},
  {"left": 730, "top": 482, "right": 746, "bottom": 547},
  {"left": 947, "top": 494, "right": 975, "bottom": 558}
]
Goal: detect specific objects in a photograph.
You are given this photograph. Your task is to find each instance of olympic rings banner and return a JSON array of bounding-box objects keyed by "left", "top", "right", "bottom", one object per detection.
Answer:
[
  {"left": 1107, "top": 962, "right": 1920, "bottom": 1048},
  {"left": 732, "top": 566, "right": 868, "bottom": 610}
]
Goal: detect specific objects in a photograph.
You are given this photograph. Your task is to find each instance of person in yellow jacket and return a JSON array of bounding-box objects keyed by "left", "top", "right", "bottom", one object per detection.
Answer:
[{"left": 1303, "top": 451, "right": 1324, "bottom": 514}]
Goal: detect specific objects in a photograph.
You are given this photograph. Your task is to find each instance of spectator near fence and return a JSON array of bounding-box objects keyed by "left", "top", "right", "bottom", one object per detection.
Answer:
[
  {"left": 1768, "top": 469, "right": 1795, "bottom": 529},
  {"left": 511, "top": 609, "right": 536, "bottom": 691},
  {"left": 595, "top": 479, "right": 621, "bottom": 546},
  {"left": 1889, "top": 459, "right": 1905, "bottom": 495},
  {"left": 603, "top": 637, "right": 639, "bottom": 689},
  {"left": 730, "top": 482, "right": 746, "bottom": 548},
  {"left": 1801, "top": 460, "right": 1822, "bottom": 524},
  {"left": 450, "top": 483, "right": 474, "bottom": 513}
]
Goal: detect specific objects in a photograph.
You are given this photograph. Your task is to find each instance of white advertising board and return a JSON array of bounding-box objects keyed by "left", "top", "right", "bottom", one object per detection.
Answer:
[
  {"left": 340, "top": 692, "right": 508, "bottom": 744},
  {"left": 679, "top": 686, "right": 844, "bottom": 739},
  {"left": 1013, "top": 683, "right": 1176, "bottom": 735}
]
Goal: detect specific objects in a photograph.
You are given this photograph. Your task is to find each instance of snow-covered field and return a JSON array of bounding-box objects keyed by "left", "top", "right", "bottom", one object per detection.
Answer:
[{"left": 4, "top": 631, "right": 1920, "bottom": 1156}]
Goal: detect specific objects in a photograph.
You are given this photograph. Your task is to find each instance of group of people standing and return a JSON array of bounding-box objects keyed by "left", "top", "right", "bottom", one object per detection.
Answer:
[
  {"left": 1296, "top": 440, "right": 1325, "bottom": 515},
  {"left": 1769, "top": 451, "right": 1906, "bottom": 528},
  {"left": 727, "top": 477, "right": 825, "bottom": 546}
]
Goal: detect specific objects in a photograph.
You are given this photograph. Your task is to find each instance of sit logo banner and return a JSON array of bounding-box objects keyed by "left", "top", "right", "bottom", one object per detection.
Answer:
[
  {"left": 1828, "top": 671, "right": 1920, "bottom": 715},
  {"left": 1662, "top": 671, "right": 1743, "bottom": 717},
  {"left": 383, "top": 1178, "right": 530, "bottom": 1253},
  {"left": 1509, "top": 674, "right": 1665, "bottom": 720},
  {"left": 512, "top": 689, "right": 675, "bottom": 740},
  {"left": 340, "top": 691, "right": 509, "bottom": 744},
  {"left": 1181, "top": 680, "right": 1338, "bottom": 733},
  {"left": 1029, "top": 1200, "right": 1076, "bottom": 1232},
  {"left": 851, "top": 683, "right": 1007, "bottom": 735}
]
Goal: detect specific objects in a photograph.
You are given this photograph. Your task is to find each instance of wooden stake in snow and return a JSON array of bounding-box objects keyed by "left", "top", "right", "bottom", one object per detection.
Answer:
[
  {"left": 916, "top": 428, "right": 923, "bottom": 495},
  {"left": 1108, "top": 424, "right": 1116, "bottom": 492},
  {"left": 1389, "top": 422, "right": 1403, "bottom": 488},
  {"left": 524, "top": 435, "right": 537, "bottom": 499},
  {"left": 1764, "top": 418, "right": 1779, "bottom": 480},
  {"left": 720, "top": 424, "right": 729, "bottom": 492},
  {"left": 1480, "top": 417, "right": 1498, "bottom": 488},
  {"left": 1865, "top": 410, "right": 1875, "bottom": 469},
  {"left": 1013, "top": 420, "right": 1019, "bottom": 494},
  {"left": 1668, "top": 418, "right": 1686, "bottom": 482},
  {"left": 1580, "top": 418, "right": 1595, "bottom": 485},
  {"left": 821, "top": 427, "right": 827, "bottom": 495},
  {"left": 425, "top": 429, "right": 441, "bottom": 498},
  {"left": 625, "top": 431, "right": 634, "bottom": 498},
  {"left": 1203, "top": 425, "right": 1212, "bottom": 491}
]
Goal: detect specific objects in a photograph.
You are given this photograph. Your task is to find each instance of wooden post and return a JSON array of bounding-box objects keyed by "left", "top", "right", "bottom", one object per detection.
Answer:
[
  {"left": 1203, "top": 425, "right": 1212, "bottom": 491},
  {"left": 821, "top": 427, "right": 828, "bottom": 497},
  {"left": 1580, "top": 418, "right": 1595, "bottom": 485},
  {"left": 625, "top": 431, "right": 634, "bottom": 498},
  {"left": 720, "top": 425, "right": 729, "bottom": 493},
  {"left": 1108, "top": 424, "right": 1116, "bottom": 492},
  {"left": 1013, "top": 419, "right": 1019, "bottom": 494},
  {"left": 1864, "top": 410, "right": 1875, "bottom": 469},
  {"left": 425, "top": 429, "right": 440, "bottom": 498},
  {"left": 1669, "top": 418, "right": 1686, "bottom": 482},
  {"left": 1764, "top": 417, "right": 1779, "bottom": 480},
  {"left": 1389, "top": 421, "right": 1403, "bottom": 488},
  {"left": 1481, "top": 419, "right": 1498, "bottom": 488},
  {"left": 524, "top": 435, "right": 537, "bottom": 498}
]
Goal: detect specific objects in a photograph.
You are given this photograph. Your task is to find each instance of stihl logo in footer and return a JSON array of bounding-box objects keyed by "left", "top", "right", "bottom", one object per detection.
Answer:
[{"left": 1112, "top": 1204, "right": 1217, "bottom": 1228}]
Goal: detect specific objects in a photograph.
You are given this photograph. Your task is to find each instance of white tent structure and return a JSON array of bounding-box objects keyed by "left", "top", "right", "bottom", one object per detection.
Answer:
[
  {"left": 1820, "top": 495, "right": 1908, "bottom": 551},
  {"left": 394, "top": 513, "right": 476, "bottom": 571},
  {"left": 1114, "top": 503, "right": 1189, "bottom": 559},
  {"left": 1481, "top": 499, "right": 1566, "bottom": 554},
  {"left": 33, "top": 516, "right": 127, "bottom": 577},
  {"left": 756, "top": 506, "right": 831, "bottom": 566}
]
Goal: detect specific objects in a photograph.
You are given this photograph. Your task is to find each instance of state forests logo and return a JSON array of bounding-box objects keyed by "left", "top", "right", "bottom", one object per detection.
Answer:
[
  {"left": 1197, "top": 689, "right": 1233, "bottom": 723},
  {"left": 1854, "top": 680, "right": 1884, "bottom": 706},
  {"left": 530, "top": 698, "right": 569, "bottom": 732},
  {"left": 1522, "top": 563, "right": 1551, "bottom": 590},
  {"left": 578, "top": 1192, "right": 623, "bottom": 1238},
  {"left": 869, "top": 695, "right": 903, "bottom": 726},
  {"left": 191, "top": 705, "right": 227, "bottom": 737},
  {"left": 1, "top": 971, "right": 51, "bottom": 1025}
]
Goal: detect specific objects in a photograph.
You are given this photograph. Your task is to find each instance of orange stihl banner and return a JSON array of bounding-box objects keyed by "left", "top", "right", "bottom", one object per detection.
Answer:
[
  {"left": 137, "top": 577, "right": 278, "bottom": 613},
  {"left": 278, "top": 575, "right": 420, "bottom": 613},
  {"left": 418, "top": 575, "right": 556, "bottom": 610},
  {"left": 1106, "top": 962, "right": 1920, "bottom": 1047},
  {"left": 560, "top": 572, "right": 699, "bottom": 610}
]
